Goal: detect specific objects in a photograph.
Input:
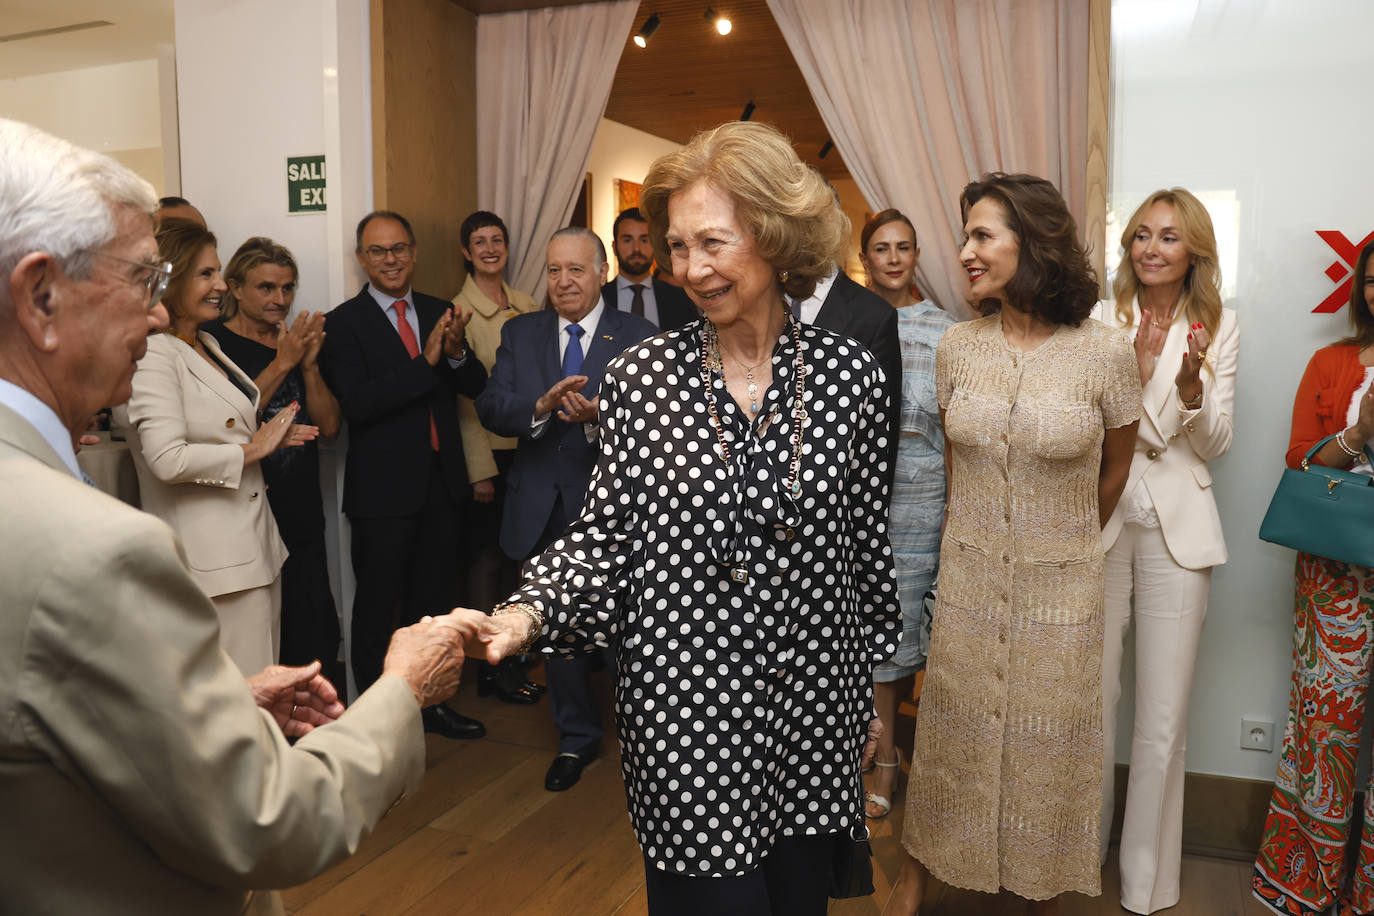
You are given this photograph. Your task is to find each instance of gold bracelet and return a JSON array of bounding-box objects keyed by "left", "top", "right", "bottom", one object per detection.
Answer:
[
  {"left": 492, "top": 602, "right": 543, "bottom": 654},
  {"left": 1179, "top": 389, "right": 1203, "bottom": 411}
]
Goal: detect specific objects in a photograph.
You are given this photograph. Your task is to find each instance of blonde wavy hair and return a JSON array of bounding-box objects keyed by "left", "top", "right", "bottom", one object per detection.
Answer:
[
  {"left": 1112, "top": 188, "right": 1222, "bottom": 340},
  {"left": 639, "top": 121, "right": 848, "bottom": 302}
]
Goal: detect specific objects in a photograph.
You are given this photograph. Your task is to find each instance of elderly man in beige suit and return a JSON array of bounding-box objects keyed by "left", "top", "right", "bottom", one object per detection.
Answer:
[{"left": 0, "top": 118, "right": 475, "bottom": 915}]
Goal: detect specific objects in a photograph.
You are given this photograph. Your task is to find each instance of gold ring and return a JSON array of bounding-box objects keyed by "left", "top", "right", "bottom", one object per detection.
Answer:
[
  {"left": 1196, "top": 348, "right": 1208, "bottom": 360},
  {"left": 289, "top": 704, "right": 297, "bottom": 720}
]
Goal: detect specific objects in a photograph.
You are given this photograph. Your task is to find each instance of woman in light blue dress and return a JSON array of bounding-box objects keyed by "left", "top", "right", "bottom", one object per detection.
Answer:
[{"left": 859, "top": 209, "right": 956, "bottom": 818}]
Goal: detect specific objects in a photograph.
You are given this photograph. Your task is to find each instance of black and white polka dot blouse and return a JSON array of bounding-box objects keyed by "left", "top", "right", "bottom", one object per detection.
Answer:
[{"left": 509, "top": 319, "right": 900, "bottom": 878}]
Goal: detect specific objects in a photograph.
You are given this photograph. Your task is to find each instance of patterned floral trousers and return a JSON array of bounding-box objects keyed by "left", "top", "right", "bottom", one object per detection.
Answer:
[{"left": 1254, "top": 552, "right": 1374, "bottom": 916}]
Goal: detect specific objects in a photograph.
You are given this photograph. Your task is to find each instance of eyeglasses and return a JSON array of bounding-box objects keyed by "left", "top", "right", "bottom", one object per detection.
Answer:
[
  {"left": 360, "top": 243, "right": 414, "bottom": 263},
  {"left": 94, "top": 251, "right": 173, "bottom": 310}
]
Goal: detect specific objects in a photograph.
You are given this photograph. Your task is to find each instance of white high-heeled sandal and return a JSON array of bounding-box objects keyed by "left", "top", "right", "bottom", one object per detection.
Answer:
[{"left": 864, "top": 748, "right": 903, "bottom": 819}]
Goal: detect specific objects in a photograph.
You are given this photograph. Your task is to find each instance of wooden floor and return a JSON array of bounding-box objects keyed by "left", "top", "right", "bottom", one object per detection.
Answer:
[{"left": 282, "top": 668, "right": 1270, "bottom": 916}]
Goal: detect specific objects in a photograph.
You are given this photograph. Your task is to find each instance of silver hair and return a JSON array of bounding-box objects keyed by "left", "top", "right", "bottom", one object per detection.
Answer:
[
  {"left": 549, "top": 226, "right": 607, "bottom": 269},
  {"left": 0, "top": 118, "right": 157, "bottom": 305}
]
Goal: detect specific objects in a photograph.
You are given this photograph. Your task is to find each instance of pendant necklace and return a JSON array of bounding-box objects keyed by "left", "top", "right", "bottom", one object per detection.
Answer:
[{"left": 701, "top": 312, "right": 809, "bottom": 585}]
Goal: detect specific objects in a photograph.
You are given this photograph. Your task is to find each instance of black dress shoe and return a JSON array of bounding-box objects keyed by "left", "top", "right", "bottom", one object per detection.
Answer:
[
  {"left": 545, "top": 751, "right": 596, "bottom": 791},
  {"left": 523, "top": 680, "right": 547, "bottom": 696},
  {"left": 476, "top": 675, "right": 541, "bottom": 705},
  {"left": 422, "top": 705, "right": 486, "bottom": 740}
]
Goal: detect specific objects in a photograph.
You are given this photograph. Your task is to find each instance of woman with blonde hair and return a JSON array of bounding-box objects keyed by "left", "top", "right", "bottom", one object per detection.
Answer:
[
  {"left": 1093, "top": 188, "right": 1238, "bottom": 915},
  {"left": 117, "top": 220, "right": 317, "bottom": 673},
  {"left": 205, "top": 236, "right": 341, "bottom": 670},
  {"left": 453, "top": 120, "right": 899, "bottom": 915}
]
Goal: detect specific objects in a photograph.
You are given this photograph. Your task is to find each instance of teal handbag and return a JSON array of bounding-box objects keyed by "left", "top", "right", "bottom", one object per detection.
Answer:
[{"left": 1259, "top": 433, "right": 1374, "bottom": 568}]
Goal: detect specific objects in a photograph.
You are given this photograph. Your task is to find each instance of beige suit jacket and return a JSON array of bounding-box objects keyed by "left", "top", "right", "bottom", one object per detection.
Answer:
[
  {"left": 0, "top": 402, "right": 425, "bottom": 915},
  {"left": 114, "top": 331, "right": 287, "bottom": 597},
  {"left": 1095, "top": 301, "right": 1239, "bottom": 569},
  {"left": 452, "top": 276, "right": 538, "bottom": 482}
]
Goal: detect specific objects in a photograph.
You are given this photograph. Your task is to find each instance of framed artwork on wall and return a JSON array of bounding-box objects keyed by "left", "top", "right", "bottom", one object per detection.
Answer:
[{"left": 615, "top": 178, "right": 642, "bottom": 214}]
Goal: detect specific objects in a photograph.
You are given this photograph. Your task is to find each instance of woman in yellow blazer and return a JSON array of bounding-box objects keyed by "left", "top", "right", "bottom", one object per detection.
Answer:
[
  {"left": 1093, "top": 188, "right": 1239, "bottom": 915},
  {"left": 451, "top": 211, "right": 541, "bottom": 703},
  {"left": 116, "top": 219, "right": 316, "bottom": 673}
]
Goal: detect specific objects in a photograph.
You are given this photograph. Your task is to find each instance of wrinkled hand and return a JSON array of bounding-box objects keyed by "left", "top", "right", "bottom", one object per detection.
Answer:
[
  {"left": 558, "top": 392, "right": 599, "bottom": 424},
  {"left": 1175, "top": 321, "right": 1212, "bottom": 405},
  {"left": 247, "top": 660, "right": 345, "bottom": 738},
  {"left": 382, "top": 611, "right": 480, "bottom": 707},
  {"left": 423, "top": 310, "right": 453, "bottom": 366},
  {"left": 1133, "top": 309, "right": 1168, "bottom": 385},
  {"left": 535, "top": 376, "right": 588, "bottom": 416},
  {"left": 472, "top": 478, "right": 496, "bottom": 503},
  {"left": 861, "top": 711, "right": 884, "bottom": 771},
  {"left": 443, "top": 307, "right": 472, "bottom": 359},
  {"left": 300, "top": 311, "right": 327, "bottom": 368}
]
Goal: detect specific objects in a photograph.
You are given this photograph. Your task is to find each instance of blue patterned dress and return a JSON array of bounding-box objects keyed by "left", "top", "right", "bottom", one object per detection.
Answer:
[{"left": 875, "top": 300, "right": 956, "bottom": 681}]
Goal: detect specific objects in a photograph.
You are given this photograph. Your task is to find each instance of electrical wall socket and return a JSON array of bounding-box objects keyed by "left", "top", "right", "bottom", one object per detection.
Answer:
[{"left": 1241, "top": 719, "right": 1275, "bottom": 752}]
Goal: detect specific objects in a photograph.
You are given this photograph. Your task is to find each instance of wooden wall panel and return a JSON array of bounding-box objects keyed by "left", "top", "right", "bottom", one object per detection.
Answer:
[
  {"left": 371, "top": 0, "right": 477, "bottom": 299},
  {"left": 1086, "top": 0, "right": 1111, "bottom": 294}
]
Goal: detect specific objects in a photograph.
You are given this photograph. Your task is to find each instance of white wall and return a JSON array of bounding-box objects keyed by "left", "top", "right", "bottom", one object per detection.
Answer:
[
  {"left": 1109, "top": 0, "right": 1374, "bottom": 779},
  {"left": 175, "top": 0, "right": 374, "bottom": 694},
  {"left": 586, "top": 118, "right": 682, "bottom": 278},
  {"left": 0, "top": 59, "right": 165, "bottom": 194}
]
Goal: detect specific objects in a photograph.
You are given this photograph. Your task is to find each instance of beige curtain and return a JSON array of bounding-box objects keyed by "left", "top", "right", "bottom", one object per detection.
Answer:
[
  {"left": 765, "top": 0, "right": 1091, "bottom": 317},
  {"left": 476, "top": 0, "right": 638, "bottom": 298}
]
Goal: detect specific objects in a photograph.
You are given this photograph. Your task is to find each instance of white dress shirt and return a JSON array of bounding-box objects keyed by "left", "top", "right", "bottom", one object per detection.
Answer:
[
  {"left": 614, "top": 274, "right": 659, "bottom": 327},
  {"left": 790, "top": 266, "right": 839, "bottom": 324},
  {"left": 533, "top": 296, "right": 607, "bottom": 440},
  {"left": 0, "top": 378, "right": 80, "bottom": 479}
]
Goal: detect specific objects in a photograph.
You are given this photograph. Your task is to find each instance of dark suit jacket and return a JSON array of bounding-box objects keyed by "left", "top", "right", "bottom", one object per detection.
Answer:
[
  {"left": 813, "top": 270, "right": 901, "bottom": 485},
  {"left": 321, "top": 285, "right": 487, "bottom": 519},
  {"left": 602, "top": 276, "right": 698, "bottom": 331},
  {"left": 475, "top": 306, "right": 659, "bottom": 560}
]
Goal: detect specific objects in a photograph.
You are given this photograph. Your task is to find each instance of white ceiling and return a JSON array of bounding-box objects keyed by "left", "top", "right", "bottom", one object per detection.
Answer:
[{"left": 0, "top": 0, "right": 173, "bottom": 81}]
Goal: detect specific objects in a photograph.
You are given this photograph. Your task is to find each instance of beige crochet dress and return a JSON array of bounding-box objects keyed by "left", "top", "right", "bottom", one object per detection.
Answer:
[{"left": 903, "top": 313, "right": 1141, "bottom": 900}]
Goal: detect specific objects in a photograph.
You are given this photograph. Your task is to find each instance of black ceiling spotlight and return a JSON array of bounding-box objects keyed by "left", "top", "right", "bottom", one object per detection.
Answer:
[
  {"left": 740, "top": 100, "right": 756, "bottom": 121},
  {"left": 705, "top": 7, "right": 733, "bottom": 35},
  {"left": 632, "top": 13, "right": 661, "bottom": 48},
  {"left": 819, "top": 139, "right": 834, "bottom": 159}
]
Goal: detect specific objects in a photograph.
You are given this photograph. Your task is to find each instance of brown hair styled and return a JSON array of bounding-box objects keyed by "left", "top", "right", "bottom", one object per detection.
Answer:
[
  {"left": 860, "top": 208, "right": 917, "bottom": 255},
  {"left": 640, "top": 121, "right": 848, "bottom": 302},
  {"left": 1337, "top": 239, "right": 1374, "bottom": 349},
  {"left": 960, "top": 172, "right": 1098, "bottom": 326},
  {"left": 155, "top": 217, "right": 218, "bottom": 322},
  {"left": 222, "top": 236, "right": 299, "bottom": 321}
]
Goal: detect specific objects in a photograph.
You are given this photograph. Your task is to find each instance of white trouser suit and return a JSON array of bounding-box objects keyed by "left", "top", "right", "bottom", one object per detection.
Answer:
[{"left": 1094, "top": 302, "right": 1239, "bottom": 915}]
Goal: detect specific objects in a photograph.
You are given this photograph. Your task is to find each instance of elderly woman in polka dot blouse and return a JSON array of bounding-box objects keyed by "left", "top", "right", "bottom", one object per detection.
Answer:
[{"left": 456, "top": 121, "right": 900, "bottom": 915}]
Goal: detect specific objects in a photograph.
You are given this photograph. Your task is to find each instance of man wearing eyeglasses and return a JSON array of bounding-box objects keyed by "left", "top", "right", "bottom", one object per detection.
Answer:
[
  {"left": 0, "top": 119, "right": 479, "bottom": 915},
  {"left": 321, "top": 211, "right": 489, "bottom": 740}
]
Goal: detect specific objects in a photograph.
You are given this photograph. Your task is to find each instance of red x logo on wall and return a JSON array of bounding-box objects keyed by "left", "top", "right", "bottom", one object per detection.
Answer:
[{"left": 1314, "top": 230, "right": 1374, "bottom": 313}]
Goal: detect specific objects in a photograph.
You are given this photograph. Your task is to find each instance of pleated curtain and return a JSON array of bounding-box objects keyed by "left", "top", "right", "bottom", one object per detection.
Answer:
[
  {"left": 765, "top": 0, "right": 1092, "bottom": 317},
  {"left": 476, "top": 0, "right": 639, "bottom": 298}
]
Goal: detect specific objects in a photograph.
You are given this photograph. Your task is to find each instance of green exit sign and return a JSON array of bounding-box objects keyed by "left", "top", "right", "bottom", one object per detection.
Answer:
[{"left": 287, "top": 155, "right": 326, "bottom": 213}]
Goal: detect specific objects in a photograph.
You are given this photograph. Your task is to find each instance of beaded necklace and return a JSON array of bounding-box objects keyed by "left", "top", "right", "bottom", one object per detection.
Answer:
[{"left": 700, "top": 309, "right": 808, "bottom": 500}]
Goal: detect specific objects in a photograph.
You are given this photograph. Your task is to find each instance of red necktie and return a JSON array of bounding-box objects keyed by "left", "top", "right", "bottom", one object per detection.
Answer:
[{"left": 394, "top": 300, "right": 440, "bottom": 451}]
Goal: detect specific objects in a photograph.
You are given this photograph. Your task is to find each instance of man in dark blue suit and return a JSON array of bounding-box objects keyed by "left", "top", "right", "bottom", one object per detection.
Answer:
[
  {"left": 601, "top": 206, "right": 697, "bottom": 331},
  {"left": 477, "top": 227, "right": 658, "bottom": 791},
  {"left": 321, "top": 210, "right": 488, "bottom": 740}
]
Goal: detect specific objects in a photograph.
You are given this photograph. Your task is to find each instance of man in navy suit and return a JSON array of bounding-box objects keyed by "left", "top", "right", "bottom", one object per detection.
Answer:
[
  {"left": 477, "top": 227, "right": 658, "bottom": 791},
  {"left": 601, "top": 206, "right": 697, "bottom": 331},
  {"left": 321, "top": 210, "right": 488, "bottom": 740}
]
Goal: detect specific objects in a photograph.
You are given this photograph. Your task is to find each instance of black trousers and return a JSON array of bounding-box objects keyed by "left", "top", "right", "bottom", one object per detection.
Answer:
[
  {"left": 348, "top": 455, "right": 462, "bottom": 693},
  {"left": 277, "top": 532, "right": 341, "bottom": 668},
  {"left": 642, "top": 832, "right": 839, "bottom": 916}
]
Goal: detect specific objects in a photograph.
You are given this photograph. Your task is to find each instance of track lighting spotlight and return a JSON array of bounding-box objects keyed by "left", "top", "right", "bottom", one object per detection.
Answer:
[
  {"left": 633, "top": 13, "right": 661, "bottom": 48},
  {"left": 705, "top": 7, "right": 732, "bottom": 35},
  {"left": 819, "top": 139, "right": 834, "bottom": 159},
  {"left": 740, "top": 100, "right": 756, "bottom": 121}
]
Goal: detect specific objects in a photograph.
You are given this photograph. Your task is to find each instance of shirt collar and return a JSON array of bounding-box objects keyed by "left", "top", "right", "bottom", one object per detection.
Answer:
[
  {"left": 616, "top": 274, "right": 651, "bottom": 292},
  {"left": 558, "top": 296, "right": 606, "bottom": 339},
  {"left": 0, "top": 378, "right": 81, "bottom": 478},
  {"left": 367, "top": 283, "right": 413, "bottom": 313}
]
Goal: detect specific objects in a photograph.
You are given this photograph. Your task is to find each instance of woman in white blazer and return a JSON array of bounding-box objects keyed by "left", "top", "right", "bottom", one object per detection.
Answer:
[
  {"left": 1093, "top": 188, "right": 1239, "bottom": 914},
  {"left": 115, "top": 220, "right": 316, "bottom": 673}
]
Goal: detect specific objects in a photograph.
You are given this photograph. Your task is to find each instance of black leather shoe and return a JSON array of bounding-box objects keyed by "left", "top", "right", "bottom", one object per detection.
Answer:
[
  {"left": 477, "top": 675, "right": 541, "bottom": 705},
  {"left": 422, "top": 705, "right": 486, "bottom": 740},
  {"left": 523, "top": 680, "right": 547, "bottom": 696},
  {"left": 545, "top": 751, "right": 596, "bottom": 791}
]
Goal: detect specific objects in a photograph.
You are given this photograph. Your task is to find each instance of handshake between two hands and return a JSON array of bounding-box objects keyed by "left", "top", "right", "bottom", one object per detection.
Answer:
[{"left": 246, "top": 608, "right": 530, "bottom": 737}]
